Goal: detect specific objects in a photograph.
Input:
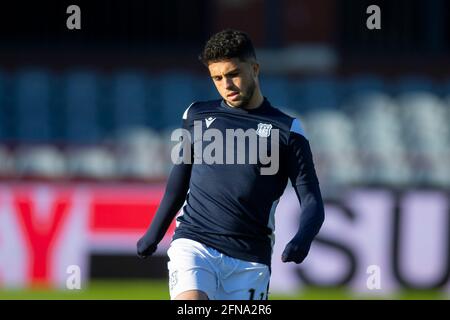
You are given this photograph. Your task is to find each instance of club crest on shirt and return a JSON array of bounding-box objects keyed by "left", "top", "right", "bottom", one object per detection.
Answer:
[{"left": 256, "top": 123, "right": 273, "bottom": 138}]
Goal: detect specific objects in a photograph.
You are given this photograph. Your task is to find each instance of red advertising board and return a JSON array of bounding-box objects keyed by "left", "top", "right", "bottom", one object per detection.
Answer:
[{"left": 0, "top": 183, "right": 449, "bottom": 295}]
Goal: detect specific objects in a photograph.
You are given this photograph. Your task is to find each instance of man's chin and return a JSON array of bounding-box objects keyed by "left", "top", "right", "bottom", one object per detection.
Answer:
[{"left": 225, "top": 99, "right": 243, "bottom": 108}]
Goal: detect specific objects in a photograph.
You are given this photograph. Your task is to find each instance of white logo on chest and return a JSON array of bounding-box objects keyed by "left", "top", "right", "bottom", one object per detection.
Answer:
[
  {"left": 256, "top": 123, "right": 273, "bottom": 137},
  {"left": 205, "top": 117, "right": 216, "bottom": 128}
]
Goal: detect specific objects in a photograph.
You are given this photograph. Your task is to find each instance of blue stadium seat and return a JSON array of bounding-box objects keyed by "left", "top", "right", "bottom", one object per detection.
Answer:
[
  {"left": 160, "top": 72, "right": 196, "bottom": 129},
  {"left": 289, "top": 77, "right": 340, "bottom": 113},
  {"left": 260, "top": 76, "right": 289, "bottom": 108},
  {"left": 0, "top": 71, "right": 7, "bottom": 140},
  {"left": 349, "top": 93, "right": 412, "bottom": 185},
  {"left": 0, "top": 145, "right": 14, "bottom": 176},
  {"left": 344, "top": 74, "right": 385, "bottom": 99},
  {"left": 397, "top": 92, "right": 448, "bottom": 155},
  {"left": 15, "top": 145, "right": 66, "bottom": 178},
  {"left": 115, "top": 128, "right": 166, "bottom": 179},
  {"left": 145, "top": 76, "right": 165, "bottom": 130},
  {"left": 303, "top": 110, "right": 361, "bottom": 185},
  {"left": 63, "top": 71, "right": 102, "bottom": 144},
  {"left": 439, "top": 78, "right": 450, "bottom": 97},
  {"left": 66, "top": 145, "right": 117, "bottom": 179},
  {"left": 15, "top": 69, "right": 53, "bottom": 142},
  {"left": 393, "top": 75, "right": 435, "bottom": 96},
  {"left": 192, "top": 76, "right": 219, "bottom": 102},
  {"left": 112, "top": 72, "right": 148, "bottom": 132}
]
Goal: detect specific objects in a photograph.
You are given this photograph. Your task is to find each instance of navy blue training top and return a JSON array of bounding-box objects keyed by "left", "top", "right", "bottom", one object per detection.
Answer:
[{"left": 170, "top": 98, "right": 320, "bottom": 266}]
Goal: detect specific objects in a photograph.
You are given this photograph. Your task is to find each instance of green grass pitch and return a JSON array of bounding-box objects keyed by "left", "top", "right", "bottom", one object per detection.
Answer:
[{"left": 0, "top": 280, "right": 448, "bottom": 300}]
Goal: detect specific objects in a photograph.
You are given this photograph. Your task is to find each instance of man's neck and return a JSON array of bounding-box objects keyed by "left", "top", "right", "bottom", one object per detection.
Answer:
[{"left": 243, "top": 91, "right": 264, "bottom": 110}]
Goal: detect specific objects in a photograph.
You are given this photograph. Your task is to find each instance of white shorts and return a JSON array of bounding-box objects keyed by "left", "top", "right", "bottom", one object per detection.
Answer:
[{"left": 167, "top": 238, "right": 270, "bottom": 300}]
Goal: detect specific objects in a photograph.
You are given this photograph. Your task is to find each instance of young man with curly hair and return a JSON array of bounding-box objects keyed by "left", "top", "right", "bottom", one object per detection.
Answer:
[{"left": 137, "top": 29, "right": 325, "bottom": 300}]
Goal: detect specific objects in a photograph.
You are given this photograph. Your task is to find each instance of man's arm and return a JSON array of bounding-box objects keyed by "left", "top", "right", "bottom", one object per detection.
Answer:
[
  {"left": 281, "top": 183, "right": 324, "bottom": 263},
  {"left": 137, "top": 102, "right": 196, "bottom": 258},
  {"left": 137, "top": 162, "right": 192, "bottom": 258},
  {"left": 282, "top": 119, "right": 325, "bottom": 264}
]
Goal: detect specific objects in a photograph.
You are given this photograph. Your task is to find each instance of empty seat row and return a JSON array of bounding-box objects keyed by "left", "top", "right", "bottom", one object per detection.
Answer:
[{"left": 2, "top": 69, "right": 450, "bottom": 144}]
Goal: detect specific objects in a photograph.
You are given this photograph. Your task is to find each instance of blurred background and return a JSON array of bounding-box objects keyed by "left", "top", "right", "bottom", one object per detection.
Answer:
[{"left": 0, "top": 0, "right": 449, "bottom": 299}]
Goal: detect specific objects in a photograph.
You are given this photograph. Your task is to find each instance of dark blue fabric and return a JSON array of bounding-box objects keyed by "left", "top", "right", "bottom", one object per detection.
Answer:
[
  {"left": 137, "top": 98, "right": 324, "bottom": 266},
  {"left": 137, "top": 162, "right": 192, "bottom": 258},
  {"left": 281, "top": 183, "right": 324, "bottom": 264}
]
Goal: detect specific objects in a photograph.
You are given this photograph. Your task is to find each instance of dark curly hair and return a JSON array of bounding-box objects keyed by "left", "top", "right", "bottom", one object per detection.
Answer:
[{"left": 199, "top": 29, "right": 256, "bottom": 66}]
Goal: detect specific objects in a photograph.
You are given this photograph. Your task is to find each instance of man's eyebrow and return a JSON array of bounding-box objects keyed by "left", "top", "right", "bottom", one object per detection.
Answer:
[
  {"left": 211, "top": 68, "right": 240, "bottom": 78},
  {"left": 225, "top": 68, "right": 240, "bottom": 75}
]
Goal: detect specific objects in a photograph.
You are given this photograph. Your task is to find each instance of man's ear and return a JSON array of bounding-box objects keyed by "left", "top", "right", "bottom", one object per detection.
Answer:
[{"left": 252, "top": 62, "right": 260, "bottom": 78}]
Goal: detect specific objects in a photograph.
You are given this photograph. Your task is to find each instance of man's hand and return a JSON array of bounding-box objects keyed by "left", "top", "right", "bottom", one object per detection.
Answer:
[
  {"left": 136, "top": 237, "right": 157, "bottom": 259},
  {"left": 281, "top": 241, "right": 310, "bottom": 264}
]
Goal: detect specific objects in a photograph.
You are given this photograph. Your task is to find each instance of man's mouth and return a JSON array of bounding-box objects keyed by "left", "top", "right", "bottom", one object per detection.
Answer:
[{"left": 227, "top": 92, "right": 239, "bottom": 99}]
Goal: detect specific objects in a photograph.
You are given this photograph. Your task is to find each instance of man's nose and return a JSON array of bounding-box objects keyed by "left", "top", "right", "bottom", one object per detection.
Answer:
[{"left": 225, "top": 77, "right": 234, "bottom": 89}]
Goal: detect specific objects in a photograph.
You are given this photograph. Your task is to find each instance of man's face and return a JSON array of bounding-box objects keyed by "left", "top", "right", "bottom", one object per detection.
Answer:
[{"left": 208, "top": 58, "right": 259, "bottom": 108}]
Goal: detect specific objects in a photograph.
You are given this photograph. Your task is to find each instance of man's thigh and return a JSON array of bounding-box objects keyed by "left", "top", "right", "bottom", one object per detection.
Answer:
[
  {"left": 173, "top": 290, "right": 209, "bottom": 300},
  {"left": 167, "top": 238, "right": 218, "bottom": 300}
]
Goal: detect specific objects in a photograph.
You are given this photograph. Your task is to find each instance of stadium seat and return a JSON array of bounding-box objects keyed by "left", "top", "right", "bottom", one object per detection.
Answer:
[
  {"left": 397, "top": 92, "right": 448, "bottom": 155},
  {"left": 393, "top": 75, "right": 435, "bottom": 96},
  {"left": 15, "top": 145, "right": 66, "bottom": 178},
  {"left": 344, "top": 74, "right": 385, "bottom": 100},
  {"left": 160, "top": 72, "right": 196, "bottom": 129},
  {"left": 260, "top": 76, "right": 290, "bottom": 108},
  {"left": 2, "top": 67, "right": 448, "bottom": 188},
  {"left": 0, "top": 71, "right": 7, "bottom": 140},
  {"left": 112, "top": 71, "right": 149, "bottom": 132},
  {"left": 350, "top": 93, "right": 404, "bottom": 154},
  {"left": 441, "top": 78, "right": 450, "bottom": 97},
  {"left": 427, "top": 153, "right": 450, "bottom": 187},
  {"left": 192, "top": 75, "right": 219, "bottom": 102},
  {"left": 66, "top": 146, "right": 117, "bottom": 179},
  {"left": 15, "top": 69, "right": 53, "bottom": 142},
  {"left": 0, "top": 145, "right": 14, "bottom": 176},
  {"left": 303, "top": 110, "right": 362, "bottom": 185},
  {"left": 345, "top": 93, "right": 413, "bottom": 185},
  {"left": 376, "top": 152, "right": 413, "bottom": 186},
  {"left": 289, "top": 77, "right": 340, "bottom": 113},
  {"left": 145, "top": 76, "right": 165, "bottom": 130},
  {"left": 63, "top": 71, "right": 103, "bottom": 144},
  {"left": 304, "top": 110, "right": 355, "bottom": 153},
  {"left": 115, "top": 127, "right": 166, "bottom": 179},
  {"left": 397, "top": 92, "right": 448, "bottom": 186}
]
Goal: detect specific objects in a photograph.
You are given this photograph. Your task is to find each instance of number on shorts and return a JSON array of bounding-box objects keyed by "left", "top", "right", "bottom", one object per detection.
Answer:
[
  {"left": 248, "top": 288, "right": 265, "bottom": 300},
  {"left": 248, "top": 288, "right": 255, "bottom": 300}
]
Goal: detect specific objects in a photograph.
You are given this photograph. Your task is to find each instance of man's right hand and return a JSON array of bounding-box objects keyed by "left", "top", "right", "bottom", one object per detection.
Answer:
[{"left": 136, "top": 237, "right": 157, "bottom": 259}]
